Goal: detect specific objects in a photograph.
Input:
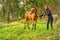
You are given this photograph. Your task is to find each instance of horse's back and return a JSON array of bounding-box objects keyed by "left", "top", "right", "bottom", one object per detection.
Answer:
[
  {"left": 25, "top": 11, "right": 38, "bottom": 21},
  {"left": 25, "top": 11, "right": 31, "bottom": 19},
  {"left": 25, "top": 11, "right": 31, "bottom": 14}
]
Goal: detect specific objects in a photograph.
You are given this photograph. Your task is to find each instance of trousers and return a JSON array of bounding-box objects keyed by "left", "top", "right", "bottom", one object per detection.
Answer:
[{"left": 47, "top": 16, "right": 53, "bottom": 30}]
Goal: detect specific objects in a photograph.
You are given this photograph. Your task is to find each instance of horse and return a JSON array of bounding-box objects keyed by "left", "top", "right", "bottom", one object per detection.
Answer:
[{"left": 24, "top": 7, "right": 38, "bottom": 30}]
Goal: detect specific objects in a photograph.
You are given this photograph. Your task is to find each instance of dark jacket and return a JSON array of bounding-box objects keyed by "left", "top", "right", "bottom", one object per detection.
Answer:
[{"left": 45, "top": 9, "right": 52, "bottom": 18}]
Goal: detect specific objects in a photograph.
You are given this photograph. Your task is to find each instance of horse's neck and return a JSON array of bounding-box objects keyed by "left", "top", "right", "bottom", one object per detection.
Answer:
[
  {"left": 26, "top": 11, "right": 31, "bottom": 13},
  {"left": 35, "top": 12, "right": 37, "bottom": 15}
]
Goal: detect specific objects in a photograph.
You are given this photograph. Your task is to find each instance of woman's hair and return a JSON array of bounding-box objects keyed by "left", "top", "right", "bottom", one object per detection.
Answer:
[{"left": 45, "top": 5, "right": 51, "bottom": 10}]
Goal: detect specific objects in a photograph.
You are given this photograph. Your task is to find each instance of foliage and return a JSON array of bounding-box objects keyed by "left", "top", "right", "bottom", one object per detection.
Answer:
[
  {"left": 0, "top": 20, "right": 60, "bottom": 40},
  {"left": 0, "top": 0, "right": 60, "bottom": 23}
]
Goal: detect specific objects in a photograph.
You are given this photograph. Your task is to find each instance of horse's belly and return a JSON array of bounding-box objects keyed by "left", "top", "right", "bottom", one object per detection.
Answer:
[
  {"left": 25, "top": 15, "right": 31, "bottom": 20},
  {"left": 28, "top": 15, "right": 32, "bottom": 20}
]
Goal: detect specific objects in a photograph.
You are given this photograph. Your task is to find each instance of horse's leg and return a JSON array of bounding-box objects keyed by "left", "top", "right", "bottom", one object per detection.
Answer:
[
  {"left": 24, "top": 19, "right": 27, "bottom": 29},
  {"left": 34, "top": 20, "right": 37, "bottom": 30},
  {"left": 27, "top": 21, "right": 30, "bottom": 29},
  {"left": 32, "top": 20, "right": 35, "bottom": 30}
]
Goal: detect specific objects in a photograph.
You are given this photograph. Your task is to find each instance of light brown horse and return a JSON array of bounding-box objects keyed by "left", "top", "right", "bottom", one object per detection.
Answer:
[{"left": 24, "top": 6, "right": 38, "bottom": 30}]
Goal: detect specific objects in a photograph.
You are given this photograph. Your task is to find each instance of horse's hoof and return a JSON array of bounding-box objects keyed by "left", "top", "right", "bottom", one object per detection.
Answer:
[
  {"left": 28, "top": 28, "right": 30, "bottom": 29},
  {"left": 33, "top": 28, "right": 36, "bottom": 30},
  {"left": 47, "top": 28, "right": 49, "bottom": 30},
  {"left": 24, "top": 27, "right": 26, "bottom": 29},
  {"left": 32, "top": 28, "right": 33, "bottom": 30}
]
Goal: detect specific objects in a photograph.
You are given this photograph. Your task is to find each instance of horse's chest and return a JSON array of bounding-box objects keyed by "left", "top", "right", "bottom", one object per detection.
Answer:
[
  {"left": 26, "top": 15, "right": 32, "bottom": 20},
  {"left": 31, "top": 14, "right": 37, "bottom": 20}
]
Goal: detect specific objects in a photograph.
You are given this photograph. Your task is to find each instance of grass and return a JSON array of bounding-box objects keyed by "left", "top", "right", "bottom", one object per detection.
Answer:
[{"left": 0, "top": 20, "right": 60, "bottom": 40}]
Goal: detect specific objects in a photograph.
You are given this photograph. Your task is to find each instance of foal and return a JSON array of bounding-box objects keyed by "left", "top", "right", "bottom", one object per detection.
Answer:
[{"left": 24, "top": 6, "right": 38, "bottom": 30}]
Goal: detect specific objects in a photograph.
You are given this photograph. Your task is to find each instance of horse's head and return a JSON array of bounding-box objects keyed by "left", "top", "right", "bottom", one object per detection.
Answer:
[{"left": 30, "top": 6, "right": 37, "bottom": 14}]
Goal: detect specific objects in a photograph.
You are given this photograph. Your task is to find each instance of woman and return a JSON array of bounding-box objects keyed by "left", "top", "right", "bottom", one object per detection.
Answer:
[{"left": 44, "top": 5, "right": 53, "bottom": 30}]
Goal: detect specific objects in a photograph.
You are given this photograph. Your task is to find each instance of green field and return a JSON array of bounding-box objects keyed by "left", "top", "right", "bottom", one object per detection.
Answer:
[{"left": 0, "top": 20, "right": 60, "bottom": 40}]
